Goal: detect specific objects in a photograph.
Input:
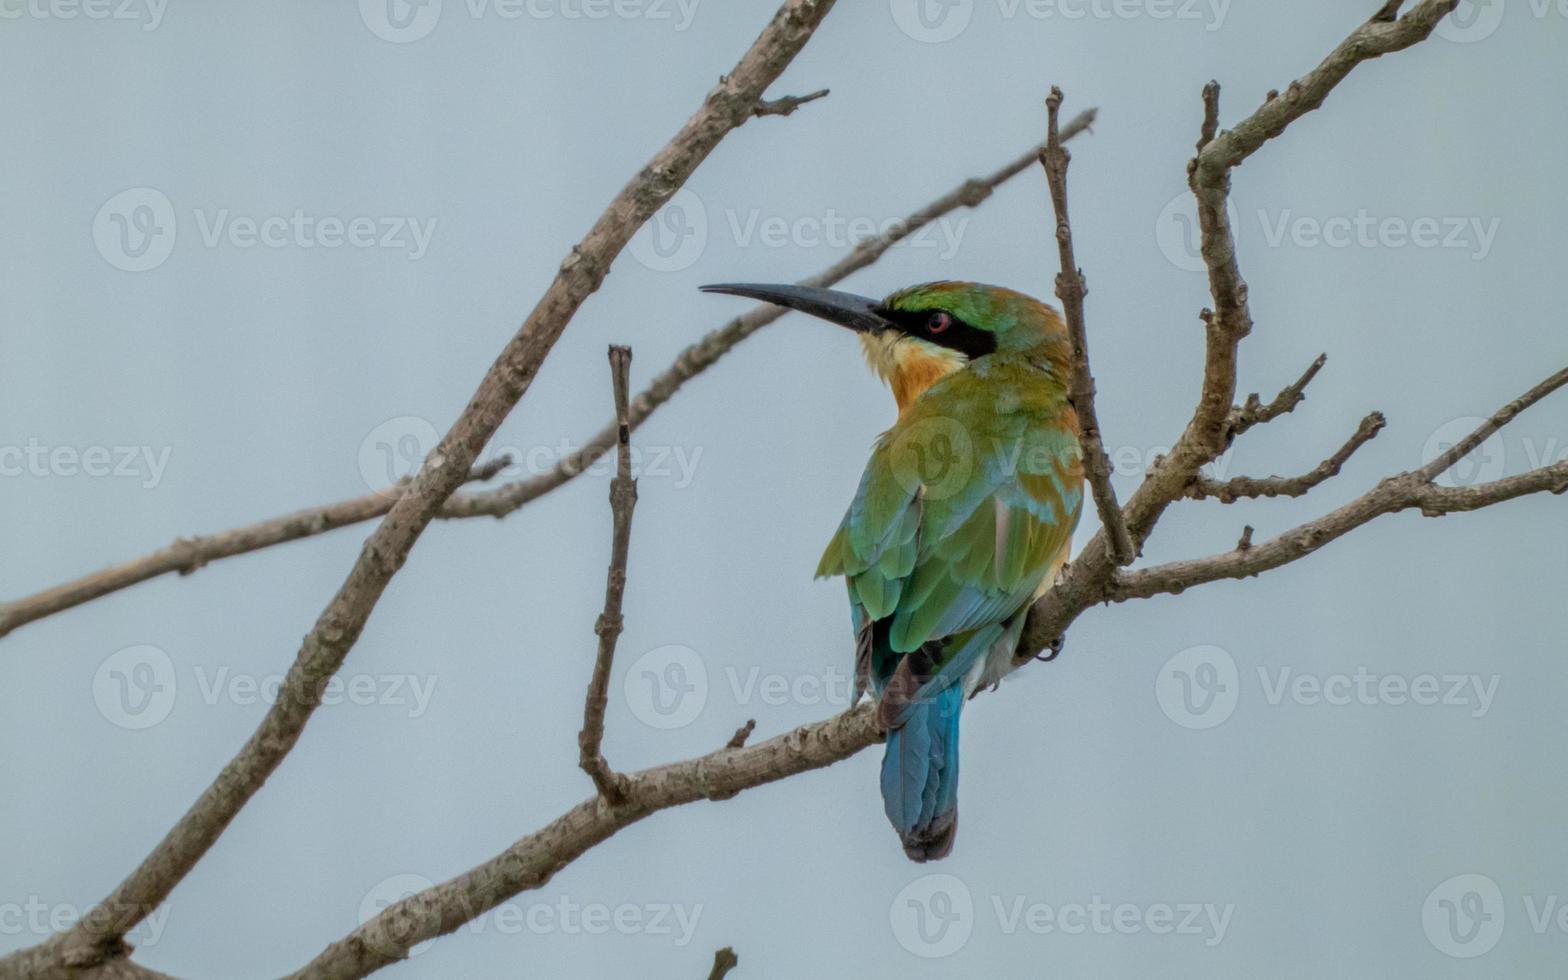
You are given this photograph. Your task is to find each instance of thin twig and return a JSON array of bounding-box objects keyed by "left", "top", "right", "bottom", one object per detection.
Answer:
[
  {"left": 753, "top": 88, "right": 828, "bottom": 117},
  {"left": 0, "top": 109, "right": 1099, "bottom": 644},
  {"left": 1225, "top": 353, "right": 1328, "bottom": 441},
  {"left": 14, "top": 4, "right": 841, "bottom": 975},
  {"left": 1038, "top": 87, "right": 1135, "bottom": 566},
  {"left": 726, "top": 720, "right": 757, "bottom": 749},
  {"left": 1189, "top": 411, "right": 1386, "bottom": 501},
  {"left": 579, "top": 347, "right": 638, "bottom": 805},
  {"left": 707, "top": 947, "right": 740, "bottom": 980}
]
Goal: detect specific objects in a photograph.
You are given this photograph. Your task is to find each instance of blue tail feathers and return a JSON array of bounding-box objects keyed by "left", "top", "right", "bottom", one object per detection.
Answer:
[{"left": 880, "top": 683, "right": 965, "bottom": 862}]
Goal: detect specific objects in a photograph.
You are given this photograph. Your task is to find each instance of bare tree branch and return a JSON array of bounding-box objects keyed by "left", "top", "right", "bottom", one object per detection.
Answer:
[
  {"left": 0, "top": 459, "right": 511, "bottom": 642},
  {"left": 4, "top": 4, "right": 841, "bottom": 976},
  {"left": 1038, "top": 87, "right": 1136, "bottom": 566},
  {"left": 753, "top": 88, "right": 829, "bottom": 117},
  {"left": 285, "top": 706, "right": 880, "bottom": 980},
  {"left": 579, "top": 346, "right": 638, "bottom": 804},
  {"left": 0, "top": 109, "right": 1098, "bottom": 644},
  {"left": 1115, "top": 459, "right": 1568, "bottom": 603},
  {"left": 1188, "top": 411, "right": 1386, "bottom": 501},
  {"left": 1417, "top": 365, "right": 1568, "bottom": 481},
  {"left": 1018, "top": 0, "right": 1462, "bottom": 662}
]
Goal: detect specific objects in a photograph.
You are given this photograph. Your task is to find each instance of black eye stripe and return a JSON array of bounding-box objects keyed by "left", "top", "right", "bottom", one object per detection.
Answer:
[{"left": 878, "top": 306, "right": 998, "bottom": 359}]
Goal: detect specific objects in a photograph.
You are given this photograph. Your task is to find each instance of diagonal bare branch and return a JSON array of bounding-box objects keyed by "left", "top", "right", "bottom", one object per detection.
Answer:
[
  {"left": 0, "top": 109, "right": 1098, "bottom": 644},
  {"left": 1189, "top": 411, "right": 1386, "bottom": 501},
  {"left": 579, "top": 346, "right": 638, "bottom": 804},
  {"left": 0, "top": 459, "right": 511, "bottom": 641},
  {"left": 5, "top": 4, "right": 842, "bottom": 976},
  {"left": 286, "top": 704, "right": 880, "bottom": 980},
  {"left": 1417, "top": 365, "right": 1568, "bottom": 482},
  {"left": 1039, "top": 87, "right": 1136, "bottom": 566}
]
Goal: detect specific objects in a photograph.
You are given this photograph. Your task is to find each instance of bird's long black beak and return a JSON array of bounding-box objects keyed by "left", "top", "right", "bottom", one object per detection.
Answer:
[{"left": 700, "top": 283, "right": 893, "bottom": 335}]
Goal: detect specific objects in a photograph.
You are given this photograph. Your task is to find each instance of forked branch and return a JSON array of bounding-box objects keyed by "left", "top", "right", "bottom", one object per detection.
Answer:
[{"left": 1039, "top": 87, "right": 1136, "bottom": 566}]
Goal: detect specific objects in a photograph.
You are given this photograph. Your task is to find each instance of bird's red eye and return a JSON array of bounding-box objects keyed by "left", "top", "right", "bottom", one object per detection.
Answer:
[{"left": 927, "top": 311, "right": 952, "bottom": 334}]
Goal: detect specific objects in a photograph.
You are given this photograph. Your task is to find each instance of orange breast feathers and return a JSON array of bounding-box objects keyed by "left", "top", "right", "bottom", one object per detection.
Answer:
[{"left": 860, "top": 333, "right": 967, "bottom": 415}]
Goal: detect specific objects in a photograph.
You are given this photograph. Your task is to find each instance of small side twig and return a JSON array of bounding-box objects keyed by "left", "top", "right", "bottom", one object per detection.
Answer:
[
  {"left": 752, "top": 88, "right": 829, "bottom": 117},
  {"left": 1196, "top": 79, "right": 1221, "bottom": 151},
  {"left": 726, "top": 720, "right": 757, "bottom": 749},
  {"left": 1039, "top": 87, "right": 1136, "bottom": 567},
  {"left": 707, "top": 947, "right": 740, "bottom": 980},
  {"left": 579, "top": 345, "right": 639, "bottom": 805},
  {"left": 1189, "top": 411, "right": 1386, "bottom": 501},
  {"left": 1226, "top": 353, "right": 1329, "bottom": 441}
]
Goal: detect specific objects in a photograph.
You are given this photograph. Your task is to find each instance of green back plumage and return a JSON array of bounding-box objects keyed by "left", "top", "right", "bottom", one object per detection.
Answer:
[{"left": 819, "top": 350, "right": 1084, "bottom": 668}]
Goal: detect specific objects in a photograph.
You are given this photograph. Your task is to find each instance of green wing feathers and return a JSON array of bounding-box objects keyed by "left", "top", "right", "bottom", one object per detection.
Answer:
[{"left": 817, "top": 362, "right": 1084, "bottom": 667}]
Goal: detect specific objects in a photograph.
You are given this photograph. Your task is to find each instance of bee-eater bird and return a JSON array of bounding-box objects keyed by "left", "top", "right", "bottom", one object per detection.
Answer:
[{"left": 701, "top": 281, "right": 1084, "bottom": 861}]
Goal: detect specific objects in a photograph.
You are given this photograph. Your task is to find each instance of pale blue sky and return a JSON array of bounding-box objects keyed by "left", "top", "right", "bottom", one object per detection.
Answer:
[{"left": 4, "top": 2, "right": 1567, "bottom": 977}]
